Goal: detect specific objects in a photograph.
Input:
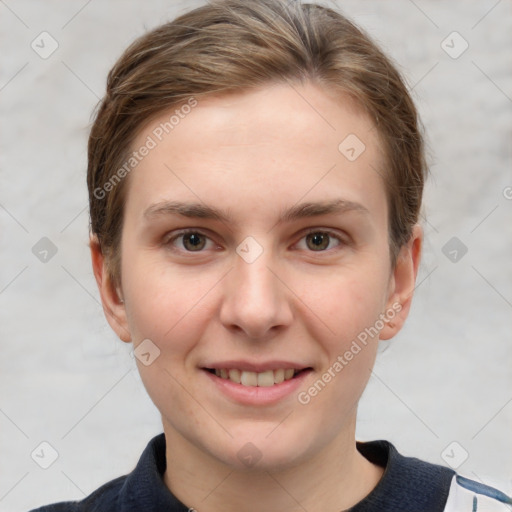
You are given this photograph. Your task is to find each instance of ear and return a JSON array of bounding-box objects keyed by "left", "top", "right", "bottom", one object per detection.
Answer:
[
  {"left": 380, "top": 224, "right": 423, "bottom": 340},
  {"left": 89, "top": 234, "right": 131, "bottom": 343}
]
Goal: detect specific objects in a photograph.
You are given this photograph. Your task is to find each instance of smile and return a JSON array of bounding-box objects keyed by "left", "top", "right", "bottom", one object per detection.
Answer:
[
  {"left": 202, "top": 364, "right": 313, "bottom": 405},
  {"left": 208, "top": 368, "right": 304, "bottom": 387}
]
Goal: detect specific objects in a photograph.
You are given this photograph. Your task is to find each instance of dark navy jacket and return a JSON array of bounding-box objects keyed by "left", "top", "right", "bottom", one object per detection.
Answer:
[{"left": 29, "top": 433, "right": 512, "bottom": 511}]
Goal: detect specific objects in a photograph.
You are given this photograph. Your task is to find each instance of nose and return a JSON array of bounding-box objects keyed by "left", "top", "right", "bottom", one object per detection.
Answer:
[{"left": 219, "top": 242, "right": 293, "bottom": 340}]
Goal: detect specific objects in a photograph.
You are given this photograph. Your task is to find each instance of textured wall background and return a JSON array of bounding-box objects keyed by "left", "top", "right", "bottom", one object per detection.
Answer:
[{"left": 1, "top": 1, "right": 511, "bottom": 510}]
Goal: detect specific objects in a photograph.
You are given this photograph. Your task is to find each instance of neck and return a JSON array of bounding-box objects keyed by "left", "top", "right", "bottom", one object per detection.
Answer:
[{"left": 162, "top": 419, "right": 384, "bottom": 512}]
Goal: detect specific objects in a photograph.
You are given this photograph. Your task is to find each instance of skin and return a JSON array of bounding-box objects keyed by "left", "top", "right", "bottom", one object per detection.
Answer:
[{"left": 91, "top": 81, "right": 422, "bottom": 512}]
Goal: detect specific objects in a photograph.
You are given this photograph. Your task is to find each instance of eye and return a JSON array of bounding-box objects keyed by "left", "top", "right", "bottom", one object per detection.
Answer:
[
  {"left": 296, "top": 230, "right": 344, "bottom": 252},
  {"left": 166, "top": 230, "right": 214, "bottom": 252}
]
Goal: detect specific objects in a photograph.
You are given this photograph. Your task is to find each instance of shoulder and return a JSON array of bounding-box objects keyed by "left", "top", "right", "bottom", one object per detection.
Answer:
[
  {"left": 443, "top": 474, "right": 512, "bottom": 512},
  {"left": 28, "top": 433, "right": 169, "bottom": 512},
  {"left": 353, "top": 440, "right": 512, "bottom": 512},
  {"left": 27, "top": 474, "right": 127, "bottom": 512},
  {"left": 353, "top": 439, "right": 455, "bottom": 511}
]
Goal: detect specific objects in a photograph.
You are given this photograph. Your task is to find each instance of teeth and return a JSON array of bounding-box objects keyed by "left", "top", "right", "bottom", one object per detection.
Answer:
[
  {"left": 274, "top": 368, "right": 285, "bottom": 384},
  {"left": 228, "top": 369, "right": 241, "bottom": 383},
  {"left": 213, "top": 368, "right": 301, "bottom": 386},
  {"left": 240, "top": 371, "right": 257, "bottom": 386},
  {"left": 257, "top": 370, "right": 275, "bottom": 387}
]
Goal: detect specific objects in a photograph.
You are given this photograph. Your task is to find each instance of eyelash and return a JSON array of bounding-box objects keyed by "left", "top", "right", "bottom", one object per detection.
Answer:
[{"left": 164, "top": 228, "right": 347, "bottom": 254}]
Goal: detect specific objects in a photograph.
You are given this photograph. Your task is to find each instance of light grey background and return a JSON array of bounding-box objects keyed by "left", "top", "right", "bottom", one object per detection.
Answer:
[{"left": 1, "top": 1, "right": 511, "bottom": 510}]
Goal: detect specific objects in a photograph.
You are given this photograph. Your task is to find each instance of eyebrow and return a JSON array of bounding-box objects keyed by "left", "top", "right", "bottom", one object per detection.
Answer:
[{"left": 143, "top": 199, "right": 369, "bottom": 225}]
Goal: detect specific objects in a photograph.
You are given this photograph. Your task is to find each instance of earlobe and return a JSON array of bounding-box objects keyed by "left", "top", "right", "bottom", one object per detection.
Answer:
[
  {"left": 380, "top": 224, "right": 423, "bottom": 340},
  {"left": 89, "top": 234, "right": 131, "bottom": 343}
]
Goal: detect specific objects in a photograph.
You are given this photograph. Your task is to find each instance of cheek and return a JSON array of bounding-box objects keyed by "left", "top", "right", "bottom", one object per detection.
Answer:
[
  {"left": 124, "top": 261, "right": 217, "bottom": 409},
  {"left": 121, "top": 248, "right": 206, "bottom": 342},
  {"left": 298, "top": 275, "right": 383, "bottom": 414},
  {"left": 295, "top": 264, "right": 389, "bottom": 344}
]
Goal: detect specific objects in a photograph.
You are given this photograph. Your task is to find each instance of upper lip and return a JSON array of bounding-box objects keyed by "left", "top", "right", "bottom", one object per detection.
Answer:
[{"left": 202, "top": 360, "right": 312, "bottom": 372}]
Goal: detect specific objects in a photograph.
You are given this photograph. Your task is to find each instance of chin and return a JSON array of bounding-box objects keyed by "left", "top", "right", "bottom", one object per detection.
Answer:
[{"left": 211, "top": 427, "right": 316, "bottom": 473}]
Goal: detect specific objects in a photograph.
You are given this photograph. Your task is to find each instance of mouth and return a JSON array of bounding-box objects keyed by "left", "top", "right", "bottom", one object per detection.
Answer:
[
  {"left": 202, "top": 367, "right": 312, "bottom": 387},
  {"left": 201, "top": 362, "right": 313, "bottom": 406}
]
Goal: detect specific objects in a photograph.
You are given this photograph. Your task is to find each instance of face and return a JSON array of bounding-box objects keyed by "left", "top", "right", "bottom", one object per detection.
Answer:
[{"left": 92, "top": 81, "right": 421, "bottom": 471}]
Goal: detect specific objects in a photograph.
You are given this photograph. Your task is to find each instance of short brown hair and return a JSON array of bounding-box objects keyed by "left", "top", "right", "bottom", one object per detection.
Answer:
[{"left": 87, "top": 0, "right": 426, "bottom": 289}]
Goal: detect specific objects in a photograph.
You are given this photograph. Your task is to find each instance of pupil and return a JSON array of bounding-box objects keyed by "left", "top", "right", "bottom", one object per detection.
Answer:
[
  {"left": 308, "top": 233, "right": 328, "bottom": 250},
  {"left": 184, "top": 233, "right": 204, "bottom": 250}
]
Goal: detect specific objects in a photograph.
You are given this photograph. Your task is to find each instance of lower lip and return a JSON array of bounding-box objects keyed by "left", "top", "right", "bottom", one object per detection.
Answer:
[{"left": 202, "top": 369, "right": 312, "bottom": 406}]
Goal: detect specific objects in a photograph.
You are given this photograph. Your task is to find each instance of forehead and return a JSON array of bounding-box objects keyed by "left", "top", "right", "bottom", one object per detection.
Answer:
[{"left": 123, "top": 81, "right": 387, "bottom": 228}]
